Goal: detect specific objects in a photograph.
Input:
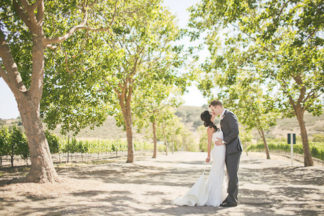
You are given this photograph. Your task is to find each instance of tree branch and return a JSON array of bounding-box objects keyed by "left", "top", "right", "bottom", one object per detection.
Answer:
[
  {"left": 30, "top": 0, "right": 42, "bottom": 11},
  {"left": 13, "top": 0, "right": 35, "bottom": 31},
  {"left": 44, "top": 0, "right": 119, "bottom": 47},
  {"left": 19, "top": 0, "right": 39, "bottom": 29},
  {"left": 43, "top": 9, "right": 89, "bottom": 46},
  {"left": 0, "top": 31, "right": 27, "bottom": 96},
  {"left": 293, "top": 75, "right": 306, "bottom": 105},
  {"left": 303, "top": 89, "right": 316, "bottom": 104},
  {"left": 35, "top": 0, "right": 44, "bottom": 25}
]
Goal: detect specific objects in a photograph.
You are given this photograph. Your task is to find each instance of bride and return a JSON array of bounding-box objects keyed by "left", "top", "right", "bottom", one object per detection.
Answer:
[{"left": 173, "top": 110, "right": 227, "bottom": 207}]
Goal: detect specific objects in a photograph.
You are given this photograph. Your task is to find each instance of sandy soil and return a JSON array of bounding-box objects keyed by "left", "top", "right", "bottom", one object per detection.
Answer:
[{"left": 0, "top": 152, "right": 323, "bottom": 216}]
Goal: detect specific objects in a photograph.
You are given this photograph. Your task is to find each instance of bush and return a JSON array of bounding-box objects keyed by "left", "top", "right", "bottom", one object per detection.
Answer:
[
  {"left": 0, "top": 127, "right": 10, "bottom": 157},
  {"left": 10, "top": 127, "right": 28, "bottom": 160},
  {"left": 45, "top": 131, "right": 60, "bottom": 154},
  {"left": 313, "top": 134, "right": 324, "bottom": 142},
  {"left": 246, "top": 142, "right": 324, "bottom": 161}
]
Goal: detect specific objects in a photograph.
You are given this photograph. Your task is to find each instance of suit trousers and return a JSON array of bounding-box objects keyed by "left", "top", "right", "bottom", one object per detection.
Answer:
[{"left": 225, "top": 151, "right": 241, "bottom": 204}]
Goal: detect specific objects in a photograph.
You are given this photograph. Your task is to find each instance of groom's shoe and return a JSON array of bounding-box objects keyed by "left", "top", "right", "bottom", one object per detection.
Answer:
[{"left": 220, "top": 202, "right": 237, "bottom": 207}]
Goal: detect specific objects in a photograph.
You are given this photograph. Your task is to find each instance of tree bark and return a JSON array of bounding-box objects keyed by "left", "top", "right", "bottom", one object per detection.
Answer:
[
  {"left": 10, "top": 153, "right": 14, "bottom": 168},
  {"left": 295, "top": 108, "right": 313, "bottom": 166},
  {"left": 1, "top": 0, "right": 117, "bottom": 183},
  {"left": 17, "top": 97, "right": 59, "bottom": 182},
  {"left": 0, "top": 3, "right": 58, "bottom": 182},
  {"left": 258, "top": 128, "right": 270, "bottom": 159},
  {"left": 288, "top": 76, "right": 313, "bottom": 166},
  {"left": 152, "top": 120, "right": 157, "bottom": 158},
  {"left": 118, "top": 83, "right": 134, "bottom": 163},
  {"left": 124, "top": 108, "right": 134, "bottom": 163},
  {"left": 162, "top": 122, "right": 168, "bottom": 156},
  {"left": 171, "top": 135, "right": 175, "bottom": 154}
]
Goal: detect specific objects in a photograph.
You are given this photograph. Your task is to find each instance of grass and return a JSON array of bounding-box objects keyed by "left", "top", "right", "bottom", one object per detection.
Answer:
[{"left": 246, "top": 142, "right": 324, "bottom": 161}]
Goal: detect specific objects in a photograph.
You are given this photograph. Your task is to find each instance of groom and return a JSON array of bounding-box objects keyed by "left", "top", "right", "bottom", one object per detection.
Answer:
[{"left": 209, "top": 100, "right": 242, "bottom": 207}]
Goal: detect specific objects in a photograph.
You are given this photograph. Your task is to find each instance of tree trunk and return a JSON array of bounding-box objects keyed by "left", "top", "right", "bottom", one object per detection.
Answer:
[
  {"left": 118, "top": 82, "right": 134, "bottom": 163},
  {"left": 120, "top": 91, "right": 134, "bottom": 163},
  {"left": 162, "top": 123, "right": 168, "bottom": 156},
  {"left": 18, "top": 99, "right": 59, "bottom": 183},
  {"left": 10, "top": 155, "right": 14, "bottom": 168},
  {"left": 125, "top": 112, "right": 134, "bottom": 163},
  {"left": 0, "top": 156, "right": 2, "bottom": 167},
  {"left": 295, "top": 108, "right": 313, "bottom": 166},
  {"left": 1, "top": 21, "right": 59, "bottom": 182},
  {"left": 258, "top": 128, "right": 270, "bottom": 159},
  {"left": 171, "top": 134, "right": 175, "bottom": 154},
  {"left": 11, "top": 141, "right": 14, "bottom": 167},
  {"left": 152, "top": 120, "right": 157, "bottom": 158}
]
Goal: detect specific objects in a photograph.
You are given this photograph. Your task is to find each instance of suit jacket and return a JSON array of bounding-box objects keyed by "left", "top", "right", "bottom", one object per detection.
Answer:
[{"left": 220, "top": 109, "right": 243, "bottom": 154}]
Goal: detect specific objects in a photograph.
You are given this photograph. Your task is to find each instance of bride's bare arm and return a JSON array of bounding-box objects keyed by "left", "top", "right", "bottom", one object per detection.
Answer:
[{"left": 206, "top": 127, "right": 214, "bottom": 162}]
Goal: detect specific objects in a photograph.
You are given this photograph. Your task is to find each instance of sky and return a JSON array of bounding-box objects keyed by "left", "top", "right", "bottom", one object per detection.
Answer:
[{"left": 0, "top": 0, "right": 207, "bottom": 119}]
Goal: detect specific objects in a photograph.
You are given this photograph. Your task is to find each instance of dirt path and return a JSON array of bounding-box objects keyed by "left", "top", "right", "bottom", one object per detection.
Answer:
[{"left": 0, "top": 152, "right": 323, "bottom": 216}]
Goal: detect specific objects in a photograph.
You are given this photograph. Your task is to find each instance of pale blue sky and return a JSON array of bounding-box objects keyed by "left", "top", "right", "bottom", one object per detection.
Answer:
[{"left": 0, "top": 0, "right": 206, "bottom": 119}]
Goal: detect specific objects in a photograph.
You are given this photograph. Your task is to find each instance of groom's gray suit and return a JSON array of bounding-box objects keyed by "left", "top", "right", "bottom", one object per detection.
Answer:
[{"left": 220, "top": 109, "right": 242, "bottom": 204}]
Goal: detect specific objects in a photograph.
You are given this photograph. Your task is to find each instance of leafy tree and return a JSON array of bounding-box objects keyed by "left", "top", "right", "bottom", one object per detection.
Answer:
[
  {"left": 155, "top": 111, "right": 196, "bottom": 154},
  {"left": 189, "top": 0, "right": 324, "bottom": 166},
  {"left": 198, "top": 125, "right": 208, "bottom": 152},
  {"left": 8, "top": 126, "right": 28, "bottom": 167},
  {"left": 0, "top": 0, "right": 123, "bottom": 182},
  {"left": 0, "top": 127, "right": 10, "bottom": 166},
  {"left": 134, "top": 81, "right": 184, "bottom": 158},
  {"left": 200, "top": 66, "right": 279, "bottom": 159},
  {"left": 45, "top": 131, "right": 59, "bottom": 154},
  {"left": 102, "top": 1, "right": 185, "bottom": 162}
]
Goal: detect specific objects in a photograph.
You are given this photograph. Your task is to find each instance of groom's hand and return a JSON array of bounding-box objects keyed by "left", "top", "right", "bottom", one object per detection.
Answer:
[{"left": 215, "top": 138, "right": 223, "bottom": 146}]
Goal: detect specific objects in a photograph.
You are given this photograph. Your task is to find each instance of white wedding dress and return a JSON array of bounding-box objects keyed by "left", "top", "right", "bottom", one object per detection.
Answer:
[{"left": 173, "top": 129, "right": 227, "bottom": 207}]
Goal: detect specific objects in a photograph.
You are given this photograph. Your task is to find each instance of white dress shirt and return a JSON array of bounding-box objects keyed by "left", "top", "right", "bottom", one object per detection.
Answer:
[{"left": 220, "top": 109, "right": 226, "bottom": 120}]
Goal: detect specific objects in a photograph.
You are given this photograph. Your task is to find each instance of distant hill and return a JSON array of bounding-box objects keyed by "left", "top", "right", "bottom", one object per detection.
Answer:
[
  {"left": 1, "top": 106, "right": 323, "bottom": 140},
  {"left": 266, "top": 112, "right": 324, "bottom": 138},
  {"left": 175, "top": 105, "right": 207, "bottom": 130}
]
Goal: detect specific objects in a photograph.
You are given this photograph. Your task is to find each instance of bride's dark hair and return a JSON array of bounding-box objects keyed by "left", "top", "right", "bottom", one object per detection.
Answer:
[{"left": 200, "top": 110, "right": 217, "bottom": 131}]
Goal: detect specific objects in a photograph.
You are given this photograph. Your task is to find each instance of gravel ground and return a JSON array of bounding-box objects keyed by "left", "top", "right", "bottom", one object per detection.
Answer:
[{"left": 0, "top": 151, "right": 323, "bottom": 216}]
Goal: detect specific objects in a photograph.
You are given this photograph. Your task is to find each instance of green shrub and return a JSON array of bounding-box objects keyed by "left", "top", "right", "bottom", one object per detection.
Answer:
[
  {"left": 45, "top": 131, "right": 60, "bottom": 154},
  {"left": 0, "top": 127, "right": 10, "bottom": 157},
  {"left": 312, "top": 134, "right": 324, "bottom": 142},
  {"left": 247, "top": 142, "right": 324, "bottom": 160}
]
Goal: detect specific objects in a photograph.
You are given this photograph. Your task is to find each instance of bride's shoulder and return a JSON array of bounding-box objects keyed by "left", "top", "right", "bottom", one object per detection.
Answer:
[{"left": 207, "top": 127, "right": 214, "bottom": 134}]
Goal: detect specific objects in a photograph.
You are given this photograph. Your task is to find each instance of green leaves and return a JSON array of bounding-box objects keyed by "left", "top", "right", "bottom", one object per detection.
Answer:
[
  {"left": 41, "top": 29, "right": 118, "bottom": 135},
  {"left": 190, "top": 0, "right": 323, "bottom": 121}
]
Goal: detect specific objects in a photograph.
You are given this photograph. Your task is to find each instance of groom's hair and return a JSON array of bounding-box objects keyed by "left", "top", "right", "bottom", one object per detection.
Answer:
[{"left": 209, "top": 100, "right": 223, "bottom": 107}]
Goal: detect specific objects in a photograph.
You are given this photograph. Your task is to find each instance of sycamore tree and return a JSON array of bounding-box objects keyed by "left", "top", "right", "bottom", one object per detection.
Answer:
[
  {"left": 232, "top": 83, "right": 278, "bottom": 160},
  {"left": 189, "top": 0, "right": 324, "bottom": 166},
  {"left": 41, "top": 24, "right": 120, "bottom": 136},
  {"left": 133, "top": 44, "right": 189, "bottom": 158},
  {"left": 0, "top": 0, "right": 122, "bottom": 182},
  {"left": 211, "top": 77, "right": 278, "bottom": 159},
  {"left": 155, "top": 109, "right": 193, "bottom": 154},
  {"left": 103, "top": 1, "right": 185, "bottom": 163},
  {"left": 198, "top": 45, "right": 279, "bottom": 159},
  {"left": 134, "top": 82, "right": 184, "bottom": 158}
]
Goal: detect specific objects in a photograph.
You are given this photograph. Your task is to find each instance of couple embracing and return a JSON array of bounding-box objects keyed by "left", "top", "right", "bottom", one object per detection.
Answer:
[{"left": 173, "top": 100, "right": 243, "bottom": 207}]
